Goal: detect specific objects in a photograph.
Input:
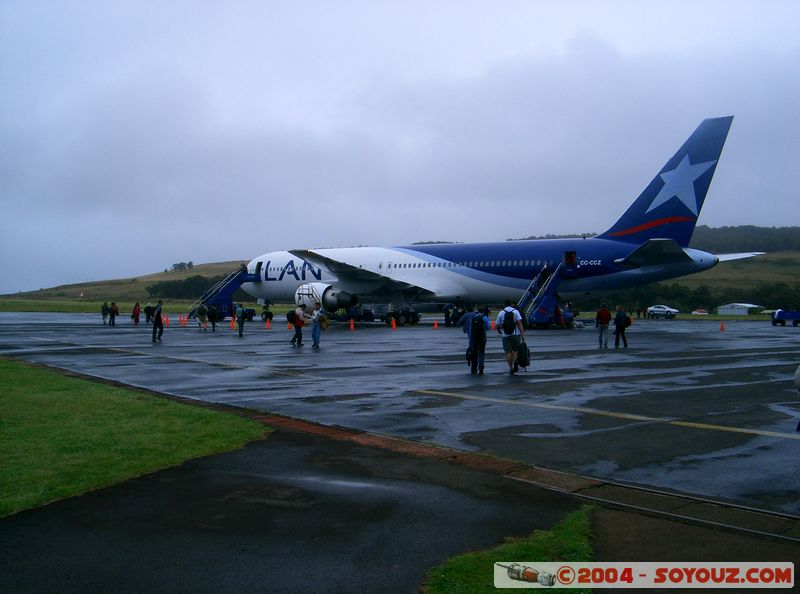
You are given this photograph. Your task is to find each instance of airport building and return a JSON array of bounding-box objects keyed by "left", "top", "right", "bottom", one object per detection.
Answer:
[{"left": 717, "top": 302, "right": 761, "bottom": 316}]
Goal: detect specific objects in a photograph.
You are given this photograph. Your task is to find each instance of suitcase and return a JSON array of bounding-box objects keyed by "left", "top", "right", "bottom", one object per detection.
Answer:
[{"left": 517, "top": 340, "right": 531, "bottom": 370}]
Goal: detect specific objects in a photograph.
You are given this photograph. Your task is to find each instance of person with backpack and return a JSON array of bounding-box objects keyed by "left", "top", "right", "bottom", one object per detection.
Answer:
[
  {"left": 457, "top": 305, "right": 479, "bottom": 371},
  {"left": 236, "top": 303, "right": 246, "bottom": 337},
  {"left": 496, "top": 300, "right": 525, "bottom": 374},
  {"left": 290, "top": 303, "right": 308, "bottom": 347},
  {"left": 468, "top": 307, "right": 491, "bottom": 374},
  {"left": 614, "top": 304, "right": 630, "bottom": 348},
  {"left": 101, "top": 302, "right": 109, "bottom": 325}
]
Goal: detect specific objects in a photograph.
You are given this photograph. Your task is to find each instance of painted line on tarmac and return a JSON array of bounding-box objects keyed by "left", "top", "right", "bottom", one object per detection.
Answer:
[{"left": 416, "top": 389, "right": 800, "bottom": 441}]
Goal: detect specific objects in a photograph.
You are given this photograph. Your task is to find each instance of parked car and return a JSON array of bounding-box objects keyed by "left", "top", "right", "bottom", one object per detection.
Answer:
[
  {"left": 647, "top": 304, "right": 679, "bottom": 319},
  {"left": 691, "top": 309, "right": 709, "bottom": 315}
]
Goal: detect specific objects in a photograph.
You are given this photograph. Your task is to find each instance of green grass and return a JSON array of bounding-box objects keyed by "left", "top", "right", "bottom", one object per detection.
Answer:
[
  {"left": 0, "top": 299, "right": 298, "bottom": 315},
  {"left": 0, "top": 358, "right": 269, "bottom": 517},
  {"left": 423, "top": 505, "right": 593, "bottom": 594},
  {"left": 0, "top": 299, "right": 201, "bottom": 314},
  {"left": 679, "top": 251, "right": 800, "bottom": 290}
]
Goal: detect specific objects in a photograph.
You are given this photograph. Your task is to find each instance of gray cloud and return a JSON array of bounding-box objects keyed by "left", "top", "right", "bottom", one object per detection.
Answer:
[{"left": 1, "top": 1, "right": 798, "bottom": 293}]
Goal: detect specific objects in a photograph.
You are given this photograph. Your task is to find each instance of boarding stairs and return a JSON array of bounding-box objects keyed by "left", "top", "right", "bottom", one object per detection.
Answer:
[
  {"left": 517, "top": 262, "right": 566, "bottom": 327},
  {"left": 187, "top": 268, "right": 259, "bottom": 321},
  {"left": 294, "top": 283, "right": 324, "bottom": 308}
]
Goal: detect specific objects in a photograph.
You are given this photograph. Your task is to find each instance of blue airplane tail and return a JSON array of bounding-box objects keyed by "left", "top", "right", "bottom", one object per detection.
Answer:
[{"left": 597, "top": 116, "right": 733, "bottom": 248}]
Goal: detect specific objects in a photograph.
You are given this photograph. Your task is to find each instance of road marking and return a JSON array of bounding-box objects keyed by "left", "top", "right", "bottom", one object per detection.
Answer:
[{"left": 415, "top": 389, "right": 800, "bottom": 441}]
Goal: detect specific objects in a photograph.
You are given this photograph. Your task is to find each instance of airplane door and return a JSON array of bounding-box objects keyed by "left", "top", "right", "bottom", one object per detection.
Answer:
[{"left": 563, "top": 251, "right": 577, "bottom": 275}]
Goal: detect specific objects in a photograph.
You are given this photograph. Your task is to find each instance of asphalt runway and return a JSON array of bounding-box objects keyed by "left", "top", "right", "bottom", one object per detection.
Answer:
[
  {"left": 2, "top": 312, "right": 799, "bottom": 514},
  {"left": 0, "top": 429, "right": 578, "bottom": 593}
]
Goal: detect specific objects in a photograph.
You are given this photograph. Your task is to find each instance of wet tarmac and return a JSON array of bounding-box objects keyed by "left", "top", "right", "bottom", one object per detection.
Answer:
[
  {"left": 0, "top": 429, "right": 577, "bottom": 593},
  {"left": 2, "top": 312, "right": 799, "bottom": 514}
]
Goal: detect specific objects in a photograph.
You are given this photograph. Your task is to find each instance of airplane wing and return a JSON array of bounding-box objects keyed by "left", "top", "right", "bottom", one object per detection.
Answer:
[
  {"left": 613, "top": 238, "right": 693, "bottom": 267},
  {"left": 288, "top": 249, "right": 437, "bottom": 298},
  {"left": 716, "top": 252, "right": 765, "bottom": 262}
]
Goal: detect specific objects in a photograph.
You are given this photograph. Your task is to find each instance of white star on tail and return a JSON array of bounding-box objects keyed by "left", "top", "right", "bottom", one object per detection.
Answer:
[{"left": 646, "top": 154, "right": 717, "bottom": 216}]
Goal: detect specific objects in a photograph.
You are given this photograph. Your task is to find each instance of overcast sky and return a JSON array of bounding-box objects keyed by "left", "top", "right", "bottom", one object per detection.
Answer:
[{"left": 1, "top": 0, "right": 798, "bottom": 294}]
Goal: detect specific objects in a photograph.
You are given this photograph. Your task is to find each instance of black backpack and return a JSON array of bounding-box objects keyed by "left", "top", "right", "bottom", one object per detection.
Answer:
[
  {"left": 471, "top": 314, "right": 486, "bottom": 339},
  {"left": 286, "top": 310, "right": 296, "bottom": 324},
  {"left": 502, "top": 308, "right": 517, "bottom": 335}
]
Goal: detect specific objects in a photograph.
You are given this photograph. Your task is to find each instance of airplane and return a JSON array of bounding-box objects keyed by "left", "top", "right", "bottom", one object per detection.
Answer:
[{"left": 239, "top": 116, "right": 761, "bottom": 323}]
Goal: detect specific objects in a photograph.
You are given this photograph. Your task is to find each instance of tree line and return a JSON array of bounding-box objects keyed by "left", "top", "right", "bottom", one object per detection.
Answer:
[
  {"left": 515, "top": 225, "right": 800, "bottom": 252},
  {"left": 690, "top": 226, "right": 800, "bottom": 253},
  {"left": 146, "top": 274, "right": 249, "bottom": 302},
  {"left": 578, "top": 281, "right": 799, "bottom": 314}
]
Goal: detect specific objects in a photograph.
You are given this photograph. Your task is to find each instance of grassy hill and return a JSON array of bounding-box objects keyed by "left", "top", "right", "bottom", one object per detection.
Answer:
[
  {"left": 674, "top": 251, "right": 800, "bottom": 290},
  {"left": 0, "top": 261, "right": 251, "bottom": 313},
  {"left": 2, "top": 261, "right": 243, "bottom": 302}
]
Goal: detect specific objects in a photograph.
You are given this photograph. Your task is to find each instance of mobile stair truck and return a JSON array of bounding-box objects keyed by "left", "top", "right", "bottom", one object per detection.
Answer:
[
  {"left": 516, "top": 251, "right": 577, "bottom": 329},
  {"left": 187, "top": 267, "right": 262, "bottom": 322}
]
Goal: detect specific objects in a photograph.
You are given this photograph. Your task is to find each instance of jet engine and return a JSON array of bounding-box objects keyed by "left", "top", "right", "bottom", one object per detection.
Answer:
[{"left": 294, "top": 282, "right": 358, "bottom": 311}]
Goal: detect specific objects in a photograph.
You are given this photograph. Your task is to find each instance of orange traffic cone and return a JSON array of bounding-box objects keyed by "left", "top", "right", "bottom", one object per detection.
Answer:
[
  {"left": 230, "top": 317, "right": 236, "bottom": 330},
  {"left": 266, "top": 318, "right": 271, "bottom": 330},
  {"left": 391, "top": 317, "right": 397, "bottom": 330},
  {"left": 491, "top": 320, "right": 496, "bottom": 331},
  {"left": 720, "top": 320, "right": 725, "bottom": 332},
  {"left": 164, "top": 314, "right": 170, "bottom": 327},
  {"left": 287, "top": 322, "right": 293, "bottom": 330},
  {"left": 349, "top": 318, "right": 355, "bottom": 331},
  {"left": 434, "top": 320, "right": 438, "bottom": 330}
]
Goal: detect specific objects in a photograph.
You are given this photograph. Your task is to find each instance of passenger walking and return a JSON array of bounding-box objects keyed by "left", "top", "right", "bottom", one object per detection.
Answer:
[
  {"left": 458, "top": 305, "right": 479, "bottom": 367},
  {"left": 152, "top": 300, "right": 164, "bottom": 342},
  {"left": 469, "top": 307, "right": 491, "bottom": 374},
  {"left": 144, "top": 302, "right": 154, "bottom": 324},
  {"left": 109, "top": 302, "right": 119, "bottom": 326},
  {"left": 101, "top": 302, "right": 109, "bottom": 325},
  {"left": 208, "top": 303, "right": 218, "bottom": 332},
  {"left": 197, "top": 303, "right": 208, "bottom": 331},
  {"left": 614, "top": 304, "right": 630, "bottom": 348},
  {"left": 131, "top": 302, "right": 141, "bottom": 325},
  {"left": 496, "top": 300, "right": 524, "bottom": 374},
  {"left": 290, "top": 304, "right": 308, "bottom": 347},
  {"left": 236, "top": 303, "right": 246, "bottom": 337},
  {"left": 596, "top": 303, "right": 612, "bottom": 349},
  {"left": 310, "top": 302, "right": 326, "bottom": 348}
]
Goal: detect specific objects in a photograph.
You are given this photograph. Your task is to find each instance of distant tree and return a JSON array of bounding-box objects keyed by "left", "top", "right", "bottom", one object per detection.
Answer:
[
  {"left": 146, "top": 274, "right": 226, "bottom": 299},
  {"left": 412, "top": 240, "right": 460, "bottom": 245},
  {"left": 690, "top": 225, "right": 800, "bottom": 252}
]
